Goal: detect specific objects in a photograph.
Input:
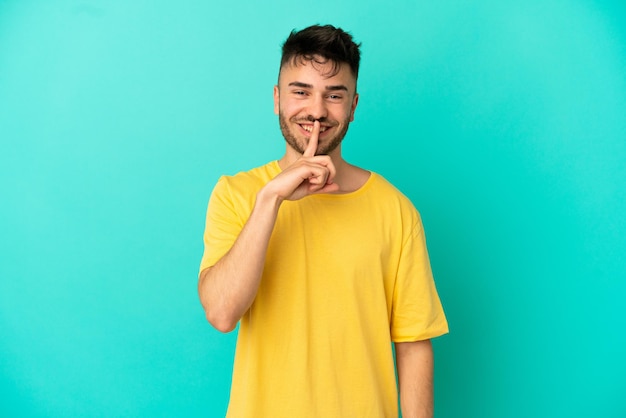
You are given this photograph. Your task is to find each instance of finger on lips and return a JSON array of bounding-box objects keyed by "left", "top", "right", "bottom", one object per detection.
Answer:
[{"left": 303, "top": 120, "right": 320, "bottom": 158}]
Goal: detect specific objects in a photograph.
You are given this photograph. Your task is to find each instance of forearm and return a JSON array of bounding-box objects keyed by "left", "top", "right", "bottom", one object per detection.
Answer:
[
  {"left": 198, "top": 188, "right": 282, "bottom": 332},
  {"left": 395, "top": 339, "right": 434, "bottom": 418}
]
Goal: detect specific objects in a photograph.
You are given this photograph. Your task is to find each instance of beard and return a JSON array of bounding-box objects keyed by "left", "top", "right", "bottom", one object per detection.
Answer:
[{"left": 278, "top": 112, "right": 351, "bottom": 155}]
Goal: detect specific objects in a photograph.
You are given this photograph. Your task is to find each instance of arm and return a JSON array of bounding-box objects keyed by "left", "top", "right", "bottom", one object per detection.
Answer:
[
  {"left": 395, "top": 339, "right": 435, "bottom": 418},
  {"left": 198, "top": 122, "right": 337, "bottom": 332},
  {"left": 198, "top": 188, "right": 281, "bottom": 332}
]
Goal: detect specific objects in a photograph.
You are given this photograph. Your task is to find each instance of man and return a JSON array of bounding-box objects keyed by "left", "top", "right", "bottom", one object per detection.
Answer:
[{"left": 198, "top": 24, "right": 448, "bottom": 418}]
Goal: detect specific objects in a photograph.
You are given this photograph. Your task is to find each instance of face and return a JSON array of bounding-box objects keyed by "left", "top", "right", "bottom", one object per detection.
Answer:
[{"left": 274, "top": 57, "right": 359, "bottom": 156}]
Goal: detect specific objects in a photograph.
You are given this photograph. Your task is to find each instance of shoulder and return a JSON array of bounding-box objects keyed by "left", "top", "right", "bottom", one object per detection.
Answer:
[
  {"left": 367, "top": 172, "right": 424, "bottom": 230},
  {"left": 210, "top": 161, "right": 280, "bottom": 211},
  {"left": 208, "top": 161, "right": 279, "bottom": 217},
  {"left": 369, "top": 173, "right": 416, "bottom": 208},
  {"left": 215, "top": 161, "right": 280, "bottom": 195}
]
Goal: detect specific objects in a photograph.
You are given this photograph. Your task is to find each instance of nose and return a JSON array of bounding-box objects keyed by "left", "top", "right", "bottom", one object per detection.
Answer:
[{"left": 306, "top": 94, "right": 328, "bottom": 121}]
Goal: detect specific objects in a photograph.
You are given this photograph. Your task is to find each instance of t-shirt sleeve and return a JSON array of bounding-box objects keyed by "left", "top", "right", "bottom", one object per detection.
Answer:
[
  {"left": 198, "top": 176, "right": 246, "bottom": 274},
  {"left": 390, "top": 217, "right": 449, "bottom": 342}
]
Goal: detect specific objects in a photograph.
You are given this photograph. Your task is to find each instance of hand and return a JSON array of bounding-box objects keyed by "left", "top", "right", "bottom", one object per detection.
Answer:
[{"left": 263, "top": 121, "right": 339, "bottom": 202}]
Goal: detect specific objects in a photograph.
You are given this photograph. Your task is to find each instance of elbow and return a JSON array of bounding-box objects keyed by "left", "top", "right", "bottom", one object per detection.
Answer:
[
  {"left": 198, "top": 269, "right": 236, "bottom": 332},
  {"left": 205, "top": 309, "right": 238, "bottom": 333},
  {"left": 198, "top": 268, "right": 240, "bottom": 333}
]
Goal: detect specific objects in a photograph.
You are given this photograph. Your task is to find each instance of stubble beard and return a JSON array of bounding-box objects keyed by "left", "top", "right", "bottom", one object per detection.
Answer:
[{"left": 278, "top": 111, "right": 351, "bottom": 156}]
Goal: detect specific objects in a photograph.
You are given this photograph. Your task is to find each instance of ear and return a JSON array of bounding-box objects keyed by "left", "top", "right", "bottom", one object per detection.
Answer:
[
  {"left": 349, "top": 93, "right": 359, "bottom": 122},
  {"left": 273, "top": 85, "right": 280, "bottom": 115}
]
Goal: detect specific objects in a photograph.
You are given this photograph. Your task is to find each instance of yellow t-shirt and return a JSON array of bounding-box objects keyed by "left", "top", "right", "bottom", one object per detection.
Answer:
[{"left": 200, "top": 161, "right": 448, "bottom": 418}]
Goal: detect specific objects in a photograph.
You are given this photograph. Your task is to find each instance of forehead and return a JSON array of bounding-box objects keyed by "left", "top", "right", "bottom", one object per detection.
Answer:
[{"left": 278, "top": 58, "right": 356, "bottom": 90}]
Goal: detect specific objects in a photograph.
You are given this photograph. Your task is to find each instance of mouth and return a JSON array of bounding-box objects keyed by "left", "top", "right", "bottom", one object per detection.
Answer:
[{"left": 299, "top": 123, "right": 329, "bottom": 134}]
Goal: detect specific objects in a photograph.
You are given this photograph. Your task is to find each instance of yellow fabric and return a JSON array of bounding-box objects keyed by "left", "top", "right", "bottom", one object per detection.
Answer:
[{"left": 200, "top": 161, "right": 448, "bottom": 418}]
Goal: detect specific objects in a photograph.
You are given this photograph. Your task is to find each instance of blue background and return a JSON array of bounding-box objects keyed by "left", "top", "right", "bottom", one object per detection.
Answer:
[{"left": 1, "top": 1, "right": 625, "bottom": 417}]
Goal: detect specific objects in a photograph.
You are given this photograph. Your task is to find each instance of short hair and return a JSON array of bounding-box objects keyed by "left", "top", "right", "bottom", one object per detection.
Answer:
[{"left": 279, "top": 24, "right": 361, "bottom": 81}]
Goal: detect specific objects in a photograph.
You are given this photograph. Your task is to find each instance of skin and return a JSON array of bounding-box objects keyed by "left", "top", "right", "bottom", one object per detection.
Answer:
[
  {"left": 197, "top": 56, "right": 434, "bottom": 417},
  {"left": 396, "top": 339, "right": 435, "bottom": 418},
  {"left": 275, "top": 58, "right": 356, "bottom": 157}
]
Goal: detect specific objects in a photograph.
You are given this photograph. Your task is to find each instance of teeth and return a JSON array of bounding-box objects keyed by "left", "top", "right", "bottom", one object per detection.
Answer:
[{"left": 302, "top": 125, "right": 327, "bottom": 133}]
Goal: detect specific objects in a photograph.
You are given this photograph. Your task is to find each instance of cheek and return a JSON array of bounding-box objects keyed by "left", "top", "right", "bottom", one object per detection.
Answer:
[
  {"left": 341, "top": 106, "right": 355, "bottom": 122},
  {"left": 283, "top": 102, "right": 309, "bottom": 119},
  {"left": 278, "top": 99, "right": 294, "bottom": 114}
]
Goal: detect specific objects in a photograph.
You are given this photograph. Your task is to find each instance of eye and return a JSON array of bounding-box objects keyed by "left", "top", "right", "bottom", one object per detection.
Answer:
[{"left": 328, "top": 94, "right": 343, "bottom": 101}]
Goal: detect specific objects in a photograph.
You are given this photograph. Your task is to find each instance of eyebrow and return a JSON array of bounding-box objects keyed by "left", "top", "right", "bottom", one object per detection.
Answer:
[{"left": 288, "top": 81, "right": 349, "bottom": 92}]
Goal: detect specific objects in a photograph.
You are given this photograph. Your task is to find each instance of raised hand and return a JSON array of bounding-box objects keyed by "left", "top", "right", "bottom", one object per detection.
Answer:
[
  {"left": 201, "top": 125, "right": 339, "bottom": 332},
  {"left": 263, "top": 121, "right": 339, "bottom": 202}
]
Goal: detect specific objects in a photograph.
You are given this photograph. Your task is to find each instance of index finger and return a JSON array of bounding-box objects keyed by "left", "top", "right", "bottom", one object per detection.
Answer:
[{"left": 302, "top": 120, "right": 320, "bottom": 158}]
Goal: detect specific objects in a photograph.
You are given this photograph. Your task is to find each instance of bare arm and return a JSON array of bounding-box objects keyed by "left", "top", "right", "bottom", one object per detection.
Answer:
[
  {"left": 198, "top": 121, "right": 337, "bottom": 332},
  {"left": 395, "top": 339, "right": 435, "bottom": 418}
]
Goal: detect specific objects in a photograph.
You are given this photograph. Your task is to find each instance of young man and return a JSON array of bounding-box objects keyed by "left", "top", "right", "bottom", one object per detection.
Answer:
[{"left": 198, "top": 24, "right": 448, "bottom": 418}]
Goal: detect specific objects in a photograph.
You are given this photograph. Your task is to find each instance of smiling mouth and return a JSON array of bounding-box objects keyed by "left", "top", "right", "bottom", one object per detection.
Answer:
[{"left": 300, "top": 124, "right": 328, "bottom": 133}]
